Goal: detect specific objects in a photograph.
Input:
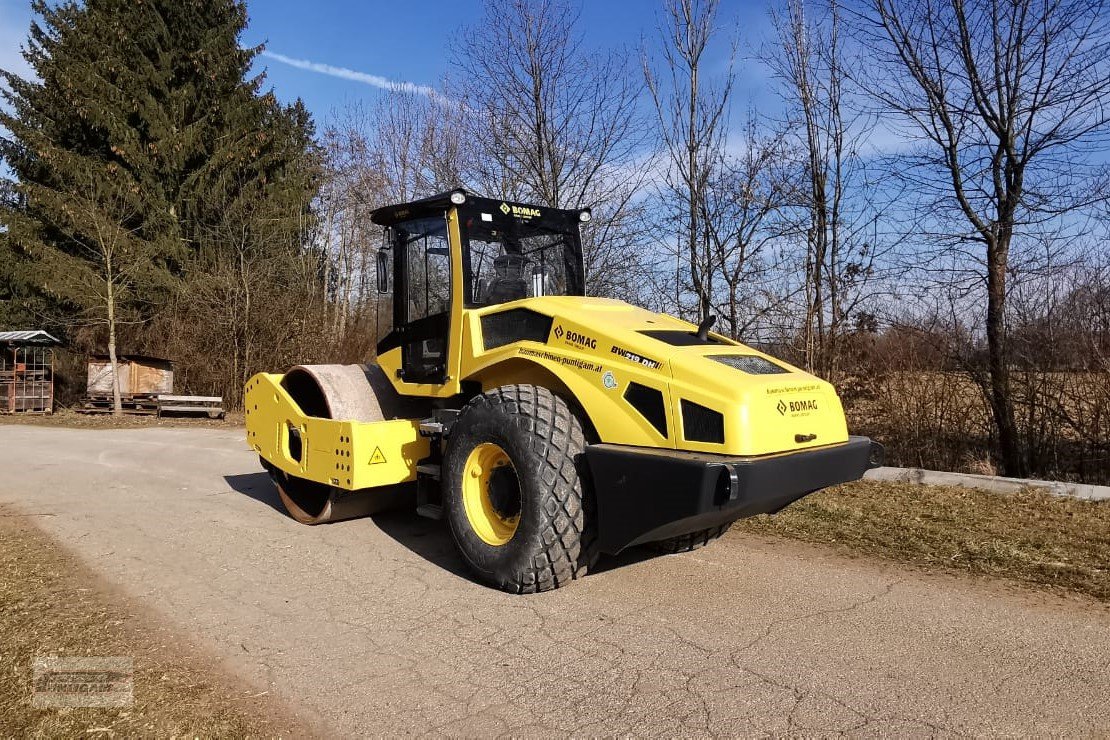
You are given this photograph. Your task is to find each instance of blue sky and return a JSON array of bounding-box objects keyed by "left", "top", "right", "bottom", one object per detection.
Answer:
[
  {"left": 241, "top": 0, "right": 777, "bottom": 122},
  {"left": 0, "top": 0, "right": 778, "bottom": 130}
]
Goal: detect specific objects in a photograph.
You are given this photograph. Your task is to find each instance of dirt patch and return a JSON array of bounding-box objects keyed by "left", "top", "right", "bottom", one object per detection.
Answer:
[
  {"left": 0, "top": 407, "right": 243, "bottom": 430},
  {"left": 0, "top": 506, "right": 317, "bottom": 737},
  {"left": 735, "top": 479, "right": 1110, "bottom": 601}
]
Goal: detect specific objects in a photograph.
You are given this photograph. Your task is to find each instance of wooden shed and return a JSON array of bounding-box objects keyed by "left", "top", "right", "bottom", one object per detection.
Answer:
[{"left": 84, "top": 355, "right": 174, "bottom": 413}]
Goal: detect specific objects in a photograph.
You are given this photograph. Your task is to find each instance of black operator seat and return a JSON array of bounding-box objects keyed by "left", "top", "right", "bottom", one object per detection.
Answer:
[{"left": 481, "top": 253, "right": 531, "bottom": 305}]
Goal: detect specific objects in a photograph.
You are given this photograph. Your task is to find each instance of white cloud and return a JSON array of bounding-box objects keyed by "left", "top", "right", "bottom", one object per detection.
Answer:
[{"left": 260, "top": 50, "right": 444, "bottom": 101}]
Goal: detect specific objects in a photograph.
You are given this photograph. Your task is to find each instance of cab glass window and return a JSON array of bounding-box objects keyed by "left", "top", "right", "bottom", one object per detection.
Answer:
[
  {"left": 462, "top": 218, "right": 578, "bottom": 307},
  {"left": 396, "top": 216, "right": 450, "bottom": 322}
]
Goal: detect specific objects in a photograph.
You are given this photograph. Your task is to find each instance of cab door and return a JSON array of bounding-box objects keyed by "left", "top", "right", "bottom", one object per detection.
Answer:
[{"left": 392, "top": 216, "right": 452, "bottom": 384}]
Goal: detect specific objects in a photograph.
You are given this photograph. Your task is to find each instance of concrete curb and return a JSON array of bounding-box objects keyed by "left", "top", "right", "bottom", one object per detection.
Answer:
[{"left": 863, "top": 466, "right": 1110, "bottom": 501}]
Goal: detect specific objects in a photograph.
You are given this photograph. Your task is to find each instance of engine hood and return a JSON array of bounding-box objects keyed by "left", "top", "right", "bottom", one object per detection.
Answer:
[{"left": 475, "top": 296, "right": 851, "bottom": 456}]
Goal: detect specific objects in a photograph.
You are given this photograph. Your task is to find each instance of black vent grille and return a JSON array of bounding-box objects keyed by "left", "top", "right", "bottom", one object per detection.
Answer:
[
  {"left": 640, "top": 329, "right": 728, "bottom": 346},
  {"left": 624, "top": 382, "right": 668, "bottom": 438},
  {"left": 481, "top": 308, "right": 554, "bottom": 350},
  {"left": 681, "top": 400, "right": 724, "bottom": 444},
  {"left": 711, "top": 354, "right": 788, "bottom": 375}
]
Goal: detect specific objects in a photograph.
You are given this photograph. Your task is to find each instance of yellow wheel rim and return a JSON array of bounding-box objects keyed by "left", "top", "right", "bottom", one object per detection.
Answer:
[{"left": 462, "top": 442, "right": 521, "bottom": 546}]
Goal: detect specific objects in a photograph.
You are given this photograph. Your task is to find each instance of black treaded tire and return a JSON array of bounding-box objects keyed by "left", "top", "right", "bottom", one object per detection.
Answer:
[
  {"left": 443, "top": 384, "right": 598, "bottom": 593},
  {"left": 650, "top": 523, "right": 731, "bottom": 554}
]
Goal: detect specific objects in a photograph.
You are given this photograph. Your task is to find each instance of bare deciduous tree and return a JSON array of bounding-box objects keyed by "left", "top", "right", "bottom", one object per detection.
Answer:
[
  {"left": 703, "top": 111, "right": 792, "bottom": 339},
  {"left": 27, "top": 160, "right": 159, "bottom": 414},
  {"left": 644, "top": 0, "right": 734, "bottom": 322},
  {"left": 769, "top": 0, "right": 883, "bottom": 380},
  {"left": 858, "top": 0, "right": 1110, "bottom": 475},
  {"left": 452, "top": 0, "right": 650, "bottom": 298},
  {"left": 313, "top": 90, "right": 470, "bottom": 358}
]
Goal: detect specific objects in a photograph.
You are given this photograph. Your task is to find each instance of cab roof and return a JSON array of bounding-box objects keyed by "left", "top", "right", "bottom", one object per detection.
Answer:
[{"left": 369, "top": 189, "right": 584, "bottom": 227}]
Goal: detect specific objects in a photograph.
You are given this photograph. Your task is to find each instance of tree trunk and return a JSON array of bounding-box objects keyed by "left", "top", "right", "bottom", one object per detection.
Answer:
[
  {"left": 688, "top": 50, "right": 706, "bottom": 322},
  {"left": 986, "top": 237, "right": 1023, "bottom": 476},
  {"left": 106, "top": 282, "right": 123, "bottom": 416},
  {"left": 240, "top": 248, "right": 252, "bottom": 406}
]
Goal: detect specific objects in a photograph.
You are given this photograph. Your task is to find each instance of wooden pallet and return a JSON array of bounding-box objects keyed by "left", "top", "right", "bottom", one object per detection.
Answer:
[
  {"left": 157, "top": 394, "right": 224, "bottom": 419},
  {"left": 78, "top": 394, "right": 159, "bottom": 415}
]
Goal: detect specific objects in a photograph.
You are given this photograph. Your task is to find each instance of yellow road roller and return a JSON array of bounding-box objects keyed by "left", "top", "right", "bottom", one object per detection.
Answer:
[{"left": 245, "top": 189, "right": 882, "bottom": 593}]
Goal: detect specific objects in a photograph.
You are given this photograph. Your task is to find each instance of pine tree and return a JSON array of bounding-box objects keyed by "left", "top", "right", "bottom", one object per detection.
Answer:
[{"left": 0, "top": 0, "right": 317, "bottom": 412}]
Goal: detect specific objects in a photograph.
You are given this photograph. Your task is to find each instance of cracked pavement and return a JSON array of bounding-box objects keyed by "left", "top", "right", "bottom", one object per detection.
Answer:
[{"left": 2, "top": 425, "right": 1108, "bottom": 736}]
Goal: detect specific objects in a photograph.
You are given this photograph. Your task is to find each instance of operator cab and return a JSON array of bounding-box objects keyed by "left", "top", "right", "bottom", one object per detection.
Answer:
[{"left": 371, "top": 189, "right": 589, "bottom": 389}]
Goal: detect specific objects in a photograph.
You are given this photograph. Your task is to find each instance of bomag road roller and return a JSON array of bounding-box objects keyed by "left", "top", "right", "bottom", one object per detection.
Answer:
[{"left": 245, "top": 189, "right": 883, "bottom": 593}]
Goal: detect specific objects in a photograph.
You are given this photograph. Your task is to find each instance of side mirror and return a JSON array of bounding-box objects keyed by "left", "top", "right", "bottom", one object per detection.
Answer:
[
  {"left": 376, "top": 249, "right": 392, "bottom": 294},
  {"left": 376, "top": 229, "right": 392, "bottom": 294}
]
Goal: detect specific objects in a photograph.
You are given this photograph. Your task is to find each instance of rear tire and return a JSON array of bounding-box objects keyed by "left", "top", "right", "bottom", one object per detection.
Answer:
[
  {"left": 650, "top": 523, "right": 731, "bottom": 553},
  {"left": 443, "top": 384, "right": 597, "bottom": 593}
]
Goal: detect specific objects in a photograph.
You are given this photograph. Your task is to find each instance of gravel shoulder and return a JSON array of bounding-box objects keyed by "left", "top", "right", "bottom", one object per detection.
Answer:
[{"left": 0, "top": 502, "right": 320, "bottom": 737}]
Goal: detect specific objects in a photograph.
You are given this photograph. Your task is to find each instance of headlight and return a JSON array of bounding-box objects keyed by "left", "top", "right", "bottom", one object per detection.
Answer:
[
  {"left": 450, "top": 189, "right": 466, "bottom": 205},
  {"left": 579, "top": 209, "right": 592, "bottom": 223}
]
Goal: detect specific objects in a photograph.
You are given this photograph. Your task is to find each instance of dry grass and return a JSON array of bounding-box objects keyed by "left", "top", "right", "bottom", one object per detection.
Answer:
[
  {"left": 0, "top": 507, "right": 312, "bottom": 737},
  {"left": 735, "top": 480, "right": 1110, "bottom": 601},
  {"left": 844, "top": 369, "right": 1110, "bottom": 484},
  {"left": 0, "top": 407, "right": 243, "bottom": 430}
]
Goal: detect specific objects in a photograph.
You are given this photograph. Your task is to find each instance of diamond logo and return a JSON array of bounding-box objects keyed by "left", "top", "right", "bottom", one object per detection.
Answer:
[
  {"left": 499, "top": 202, "right": 511, "bottom": 215},
  {"left": 553, "top": 325, "right": 564, "bottom": 339},
  {"left": 776, "top": 400, "right": 788, "bottom": 416}
]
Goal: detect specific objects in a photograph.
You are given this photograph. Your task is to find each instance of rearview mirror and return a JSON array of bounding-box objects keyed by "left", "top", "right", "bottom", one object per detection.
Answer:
[{"left": 376, "top": 229, "right": 392, "bottom": 294}]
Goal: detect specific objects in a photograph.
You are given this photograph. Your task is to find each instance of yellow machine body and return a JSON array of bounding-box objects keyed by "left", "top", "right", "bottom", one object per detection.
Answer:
[
  {"left": 244, "top": 191, "right": 874, "bottom": 550},
  {"left": 245, "top": 373, "right": 429, "bottom": 491},
  {"left": 248, "top": 304, "right": 847, "bottom": 491},
  {"left": 472, "top": 296, "right": 846, "bottom": 456}
]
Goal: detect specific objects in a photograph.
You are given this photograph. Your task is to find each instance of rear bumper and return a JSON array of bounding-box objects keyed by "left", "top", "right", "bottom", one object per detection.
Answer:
[{"left": 584, "top": 436, "right": 883, "bottom": 554}]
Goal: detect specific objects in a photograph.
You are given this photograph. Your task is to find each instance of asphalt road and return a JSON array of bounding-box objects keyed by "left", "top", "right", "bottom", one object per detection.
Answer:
[{"left": 2, "top": 425, "right": 1108, "bottom": 736}]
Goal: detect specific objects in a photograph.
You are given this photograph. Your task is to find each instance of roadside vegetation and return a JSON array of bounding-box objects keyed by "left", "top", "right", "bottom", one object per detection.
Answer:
[
  {"left": 0, "top": 507, "right": 310, "bottom": 737},
  {"left": 2, "top": 0, "right": 1109, "bottom": 484},
  {"left": 736, "top": 480, "right": 1110, "bottom": 602}
]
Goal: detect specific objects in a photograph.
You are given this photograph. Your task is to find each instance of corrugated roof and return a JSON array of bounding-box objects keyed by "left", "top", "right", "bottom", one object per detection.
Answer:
[
  {"left": 0, "top": 330, "right": 61, "bottom": 345},
  {"left": 89, "top": 353, "right": 172, "bottom": 365}
]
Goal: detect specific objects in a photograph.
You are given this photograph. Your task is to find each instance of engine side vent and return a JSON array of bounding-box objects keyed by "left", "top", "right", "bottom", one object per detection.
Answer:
[
  {"left": 711, "top": 354, "right": 789, "bottom": 375},
  {"left": 481, "top": 308, "right": 554, "bottom": 351},
  {"left": 681, "top": 400, "right": 724, "bottom": 444},
  {"left": 624, "top": 382, "right": 668, "bottom": 438}
]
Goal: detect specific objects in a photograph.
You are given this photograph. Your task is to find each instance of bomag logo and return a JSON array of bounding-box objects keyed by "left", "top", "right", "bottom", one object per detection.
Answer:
[
  {"left": 778, "top": 398, "right": 819, "bottom": 415},
  {"left": 563, "top": 329, "right": 597, "bottom": 350},
  {"left": 499, "top": 202, "right": 541, "bottom": 219}
]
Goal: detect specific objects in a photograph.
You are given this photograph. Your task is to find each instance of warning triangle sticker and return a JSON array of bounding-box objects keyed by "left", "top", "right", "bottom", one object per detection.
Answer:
[{"left": 369, "top": 447, "right": 387, "bottom": 465}]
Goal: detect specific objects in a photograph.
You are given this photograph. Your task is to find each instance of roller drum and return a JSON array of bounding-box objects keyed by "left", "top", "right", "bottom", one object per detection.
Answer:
[{"left": 266, "top": 363, "right": 427, "bottom": 524}]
